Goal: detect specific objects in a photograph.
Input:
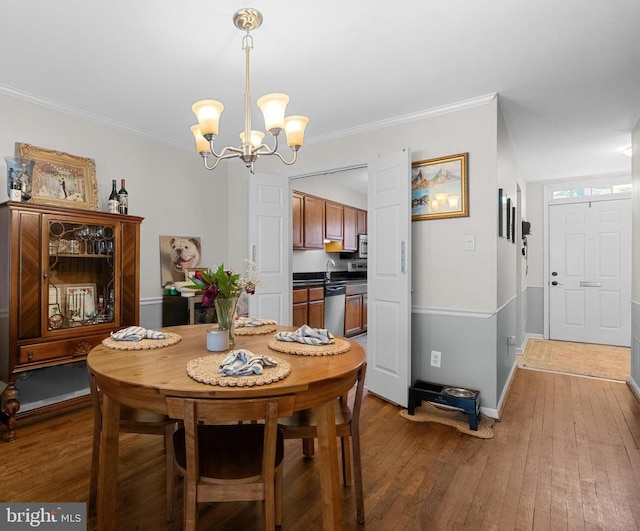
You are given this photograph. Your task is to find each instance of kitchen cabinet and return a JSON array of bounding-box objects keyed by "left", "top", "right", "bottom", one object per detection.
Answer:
[
  {"left": 292, "top": 286, "right": 324, "bottom": 329},
  {"left": 292, "top": 191, "right": 366, "bottom": 251},
  {"left": 292, "top": 192, "right": 304, "bottom": 249},
  {"left": 343, "top": 206, "right": 358, "bottom": 252},
  {"left": 325, "top": 201, "right": 343, "bottom": 242},
  {"left": 357, "top": 209, "right": 367, "bottom": 235},
  {"left": 0, "top": 201, "right": 143, "bottom": 441},
  {"left": 344, "top": 282, "right": 367, "bottom": 337},
  {"left": 303, "top": 195, "right": 325, "bottom": 249}
]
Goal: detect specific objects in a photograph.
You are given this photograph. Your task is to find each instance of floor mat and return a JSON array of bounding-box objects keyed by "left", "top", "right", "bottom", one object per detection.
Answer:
[{"left": 522, "top": 338, "right": 629, "bottom": 381}]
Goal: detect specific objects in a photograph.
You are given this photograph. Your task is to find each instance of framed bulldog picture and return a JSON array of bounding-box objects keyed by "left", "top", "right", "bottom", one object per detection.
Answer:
[{"left": 159, "top": 235, "right": 202, "bottom": 286}]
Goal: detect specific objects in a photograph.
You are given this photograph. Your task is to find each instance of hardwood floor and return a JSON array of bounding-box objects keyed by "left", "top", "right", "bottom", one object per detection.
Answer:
[{"left": 3, "top": 368, "right": 640, "bottom": 530}]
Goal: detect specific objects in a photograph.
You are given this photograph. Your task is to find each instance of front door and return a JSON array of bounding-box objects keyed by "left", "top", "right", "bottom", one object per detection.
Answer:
[
  {"left": 366, "top": 148, "right": 412, "bottom": 407},
  {"left": 549, "top": 198, "right": 631, "bottom": 346}
]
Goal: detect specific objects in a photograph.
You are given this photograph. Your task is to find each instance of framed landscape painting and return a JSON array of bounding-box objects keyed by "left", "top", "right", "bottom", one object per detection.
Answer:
[
  {"left": 411, "top": 153, "right": 469, "bottom": 221},
  {"left": 16, "top": 143, "right": 99, "bottom": 211}
]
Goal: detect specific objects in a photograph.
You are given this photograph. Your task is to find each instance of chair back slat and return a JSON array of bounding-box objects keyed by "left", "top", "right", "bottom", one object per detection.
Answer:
[{"left": 166, "top": 394, "right": 295, "bottom": 423}]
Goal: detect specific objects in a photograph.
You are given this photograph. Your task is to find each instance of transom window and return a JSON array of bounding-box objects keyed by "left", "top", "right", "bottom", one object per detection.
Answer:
[{"left": 551, "top": 183, "right": 631, "bottom": 199}]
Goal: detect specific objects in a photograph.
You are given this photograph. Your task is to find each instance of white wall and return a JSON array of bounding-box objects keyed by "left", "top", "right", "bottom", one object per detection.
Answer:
[
  {"left": 633, "top": 118, "right": 640, "bottom": 304},
  {"left": 497, "top": 100, "right": 524, "bottom": 308},
  {"left": 229, "top": 98, "right": 501, "bottom": 314},
  {"left": 0, "top": 93, "right": 229, "bottom": 300},
  {"left": 631, "top": 117, "right": 640, "bottom": 389}
]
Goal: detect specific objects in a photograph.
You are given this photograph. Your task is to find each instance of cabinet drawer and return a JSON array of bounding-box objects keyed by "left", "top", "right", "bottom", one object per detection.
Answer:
[
  {"left": 19, "top": 335, "right": 105, "bottom": 365},
  {"left": 293, "top": 288, "right": 309, "bottom": 304},
  {"left": 346, "top": 283, "right": 367, "bottom": 296},
  {"left": 308, "top": 286, "right": 324, "bottom": 301}
]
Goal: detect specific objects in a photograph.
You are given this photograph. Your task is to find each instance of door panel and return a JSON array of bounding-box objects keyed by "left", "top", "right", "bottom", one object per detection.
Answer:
[
  {"left": 248, "top": 174, "right": 291, "bottom": 324},
  {"left": 549, "top": 199, "right": 630, "bottom": 346},
  {"left": 366, "top": 148, "right": 411, "bottom": 407}
]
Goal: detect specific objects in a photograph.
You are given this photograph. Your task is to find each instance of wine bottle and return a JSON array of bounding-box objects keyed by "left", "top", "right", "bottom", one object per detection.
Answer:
[
  {"left": 8, "top": 169, "right": 21, "bottom": 201},
  {"left": 118, "top": 179, "right": 128, "bottom": 215},
  {"left": 108, "top": 180, "right": 119, "bottom": 213}
]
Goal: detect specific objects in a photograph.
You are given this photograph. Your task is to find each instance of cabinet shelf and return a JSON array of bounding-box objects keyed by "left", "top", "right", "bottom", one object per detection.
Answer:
[{"left": 50, "top": 253, "right": 114, "bottom": 258}]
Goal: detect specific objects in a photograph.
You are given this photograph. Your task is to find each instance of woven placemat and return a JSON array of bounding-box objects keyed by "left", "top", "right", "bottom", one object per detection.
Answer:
[
  {"left": 101, "top": 332, "right": 182, "bottom": 350},
  {"left": 187, "top": 353, "right": 291, "bottom": 387},
  {"left": 267, "top": 337, "right": 351, "bottom": 356},
  {"left": 235, "top": 325, "right": 278, "bottom": 336}
]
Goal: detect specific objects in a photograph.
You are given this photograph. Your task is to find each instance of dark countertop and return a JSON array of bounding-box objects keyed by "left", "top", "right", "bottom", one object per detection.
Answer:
[{"left": 293, "top": 271, "right": 367, "bottom": 288}]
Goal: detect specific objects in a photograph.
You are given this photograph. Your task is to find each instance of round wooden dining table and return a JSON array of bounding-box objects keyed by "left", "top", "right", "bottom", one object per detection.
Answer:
[{"left": 87, "top": 324, "right": 366, "bottom": 530}]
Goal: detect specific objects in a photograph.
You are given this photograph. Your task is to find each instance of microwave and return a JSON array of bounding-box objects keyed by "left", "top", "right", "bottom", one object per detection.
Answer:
[{"left": 358, "top": 234, "right": 368, "bottom": 258}]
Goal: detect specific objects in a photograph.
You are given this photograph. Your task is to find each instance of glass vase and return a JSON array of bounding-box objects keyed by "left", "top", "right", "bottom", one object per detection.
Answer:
[{"left": 214, "top": 295, "right": 239, "bottom": 347}]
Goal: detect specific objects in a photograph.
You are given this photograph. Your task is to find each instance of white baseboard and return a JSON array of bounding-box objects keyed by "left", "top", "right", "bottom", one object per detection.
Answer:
[
  {"left": 628, "top": 376, "right": 640, "bottom": 401},
  {"left": 517, "top": 333, "right": 544, "bottom": 355}
]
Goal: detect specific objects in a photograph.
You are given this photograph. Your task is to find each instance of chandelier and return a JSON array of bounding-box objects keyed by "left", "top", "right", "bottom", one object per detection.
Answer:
[{"left": 190, "top": 8, "right": 309, "bottom": 173}]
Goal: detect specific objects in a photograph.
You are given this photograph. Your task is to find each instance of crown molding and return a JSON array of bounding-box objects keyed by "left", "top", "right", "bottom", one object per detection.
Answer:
[
  {"left": 0, "top": 82, "right": 188, "bottom": 150},
  {"left": 1, "top": 82, "right": 496, "bottom": 152},
  {"left": 306, "top": 93, "right": 497, "bottom": 145}
]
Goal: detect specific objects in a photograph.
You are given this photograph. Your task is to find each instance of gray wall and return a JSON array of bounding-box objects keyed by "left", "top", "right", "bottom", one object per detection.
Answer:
[
  {"left": 411, "top": 310, "right": 497, "bottom": 409},
  {"left": 524, "top": 286, "right": 544, "bottom": 337}
]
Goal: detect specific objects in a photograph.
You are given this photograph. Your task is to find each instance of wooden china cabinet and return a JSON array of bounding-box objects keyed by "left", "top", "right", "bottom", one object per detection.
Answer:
[{"left": 0, "top": 201, "right": 143, "bottom": 441}]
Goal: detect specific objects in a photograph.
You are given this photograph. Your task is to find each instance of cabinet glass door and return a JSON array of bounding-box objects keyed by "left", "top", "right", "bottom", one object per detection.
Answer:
[{"left": 45, "top": 217, "right": 117, "bottom": 332}]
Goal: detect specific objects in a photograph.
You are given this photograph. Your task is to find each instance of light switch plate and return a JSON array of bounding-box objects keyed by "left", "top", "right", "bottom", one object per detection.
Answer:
[{"left": 464, "top": 235, "right": 475, "bottom": 251}]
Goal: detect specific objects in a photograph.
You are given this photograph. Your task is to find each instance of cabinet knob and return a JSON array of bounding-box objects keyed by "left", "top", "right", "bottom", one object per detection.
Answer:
[{"left": 27, "top": 351, "right": 33, "bottom": 361}]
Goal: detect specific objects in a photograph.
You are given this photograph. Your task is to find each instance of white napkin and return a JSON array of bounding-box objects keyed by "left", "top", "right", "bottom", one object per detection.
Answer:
[
  {"left": 235, "top": 317, "right": 278, "bottom": 328},
  {"left": 218, "top": 349, "right": 279, "bottom": 376},
  {"left": 110, "top": 326, "right": 167, "bottom": 341},
  {"left": 274, "top": 324, "right": 334, "bottom": 345}
]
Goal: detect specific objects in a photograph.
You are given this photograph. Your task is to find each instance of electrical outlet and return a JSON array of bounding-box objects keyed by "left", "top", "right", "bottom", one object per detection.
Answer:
[{"left": 430, "top": 350, "right": 441, "bottom": 368}]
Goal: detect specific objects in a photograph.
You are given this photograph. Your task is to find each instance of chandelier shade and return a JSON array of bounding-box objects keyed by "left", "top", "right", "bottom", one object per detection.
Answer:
[
  {"left": 256, "top": 93, "right": 289, "bottom": 133},
  {"left": 192, "top": 100, "right": 224, "bottom": 137},
  {"left": 190, "top": 8, "right": 309, "bottom": 173},
  {"left": 239, "top": 130, "right": 265, "bottom": 149}
]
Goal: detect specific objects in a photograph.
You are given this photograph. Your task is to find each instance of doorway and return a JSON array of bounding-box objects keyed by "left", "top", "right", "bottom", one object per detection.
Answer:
[{"left": 543, "top": 178, "right": 632, "bottom": 352}]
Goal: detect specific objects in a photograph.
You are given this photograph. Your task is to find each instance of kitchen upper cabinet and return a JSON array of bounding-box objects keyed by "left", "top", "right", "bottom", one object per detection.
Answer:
[
  {"left": 303, "top": 195, "right": 325, "bottom": 249},
  {"left": 325, "top": 201, "right": 343, "bottom": 242},
  {"left": 292, "top": 191, "right": 325, "bottom": 250},
  {"left": 357, "top": 209, "right": 367, "bottom": 235},
  {"left": 292, "top": 192, "right": 304, "bottom": 249},
  {"left": 292, "top": 190, "right": 366, "bottom": 251},
  {"left": 343, "top": 206, "right": 358, "bottom": 252}
]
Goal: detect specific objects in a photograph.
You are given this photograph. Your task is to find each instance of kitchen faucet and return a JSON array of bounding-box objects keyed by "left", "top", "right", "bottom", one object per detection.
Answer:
[{"left": 325, "top": 258, "right": 336, "bottom": 281}]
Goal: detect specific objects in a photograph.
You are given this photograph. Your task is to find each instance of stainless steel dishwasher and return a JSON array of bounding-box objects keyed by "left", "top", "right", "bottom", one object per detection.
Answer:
[{"left": 324, "top": 283, "right": 346, "bottom": 336}]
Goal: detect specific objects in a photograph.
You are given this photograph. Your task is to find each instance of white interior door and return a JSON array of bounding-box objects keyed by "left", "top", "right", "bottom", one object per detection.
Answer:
[
  {"left": 248, "top": 173, "right": 291, "bottom": 324},
  {"left": 366, "top": 148, "right": 412, "bottom": 407},
  {"left": 549, "top": 198, "right": 631, "bottom": 346}
]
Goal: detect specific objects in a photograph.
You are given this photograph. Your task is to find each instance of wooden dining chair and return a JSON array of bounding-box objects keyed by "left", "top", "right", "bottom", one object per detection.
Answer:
[
  {"left": 277, "top": 362, "right": 366, "bottom": 524},
  {"left": 166, "top": 394, "right": 296, "bottom": 531},
  {"left": 88, "top": 370, "right": 178, "bottom": 521}
]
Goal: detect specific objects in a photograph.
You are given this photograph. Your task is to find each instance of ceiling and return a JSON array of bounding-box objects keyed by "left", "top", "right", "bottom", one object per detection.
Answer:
[{"left": 1, "top": 1, "right": 639, "bottom": 183}]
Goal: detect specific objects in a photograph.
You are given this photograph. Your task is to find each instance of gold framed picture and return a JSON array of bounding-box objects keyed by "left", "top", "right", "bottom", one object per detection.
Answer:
[
  {"left": 16, "top": 143, "right": 99, "bottom": 211},
  {"left": 411, "top": 152, "right": 469, "bottom": 221}
]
